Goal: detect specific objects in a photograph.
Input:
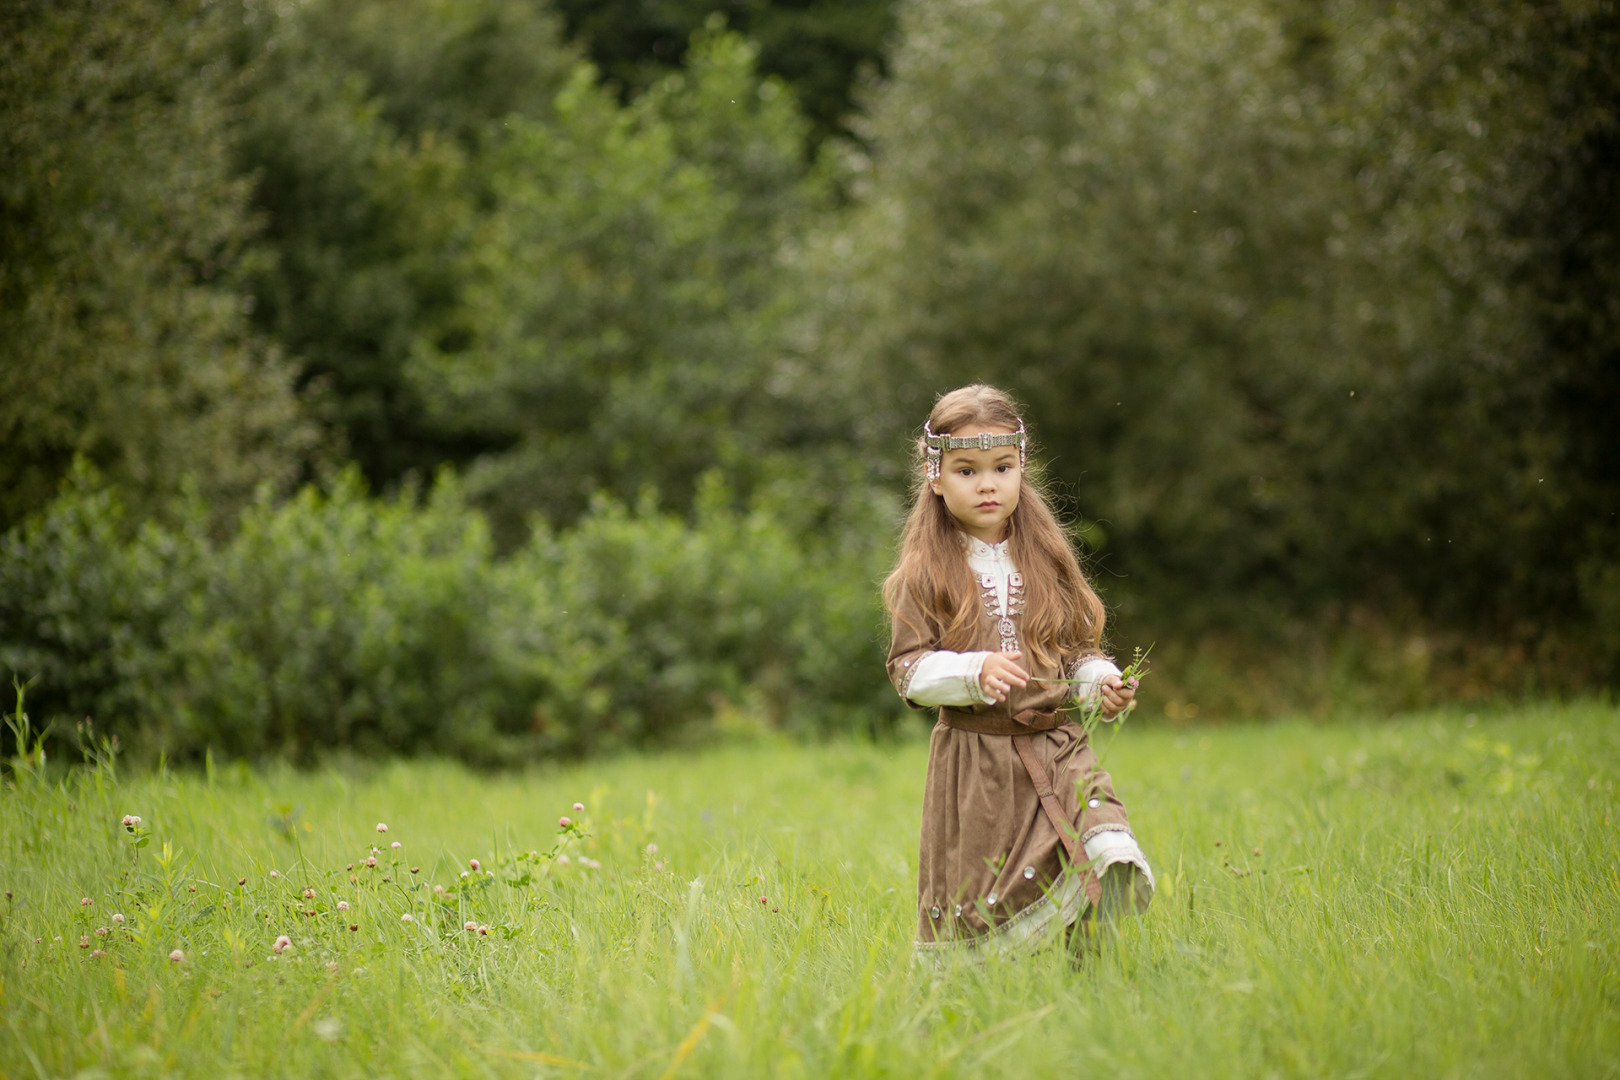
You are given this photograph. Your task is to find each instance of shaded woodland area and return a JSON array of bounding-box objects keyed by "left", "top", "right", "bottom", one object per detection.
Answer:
[{"left": 2, "top": 0, "right": 1616, "bottom": 761}]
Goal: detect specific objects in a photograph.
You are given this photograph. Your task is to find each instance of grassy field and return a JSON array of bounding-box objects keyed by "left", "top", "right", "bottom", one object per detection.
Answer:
[{"left": 3, "top": 702, "right": 1617, "bottom": 1078}]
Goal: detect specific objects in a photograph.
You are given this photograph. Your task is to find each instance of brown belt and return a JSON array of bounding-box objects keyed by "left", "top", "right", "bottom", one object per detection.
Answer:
[
  {"left": 940, "top": 708, "right": 1104, "bottom": 909},
  {"left": 937, "top": 706, "right": 1065, "bottom": 735}
]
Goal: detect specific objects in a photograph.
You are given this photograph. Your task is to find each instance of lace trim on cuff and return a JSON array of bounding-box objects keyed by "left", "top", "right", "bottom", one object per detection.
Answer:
[
  {"left": 964, "top": 652, "right": 991, "bottom": 705},
  {"left": 1079, "top": 822, "right": 1134, "bottom": 846},
  {"left": 897, "top": 652, "right": 931, "bottom": 701}
]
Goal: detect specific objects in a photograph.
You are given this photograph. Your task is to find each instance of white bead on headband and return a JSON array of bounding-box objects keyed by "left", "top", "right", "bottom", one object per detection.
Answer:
[{"left": 923, "top": 419, "right": 1027, "bottom": 482}]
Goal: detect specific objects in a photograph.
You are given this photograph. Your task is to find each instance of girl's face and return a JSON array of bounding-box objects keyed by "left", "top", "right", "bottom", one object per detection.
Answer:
[{"left": 929, "top": 424, "right": 1022, "bottom": 544}]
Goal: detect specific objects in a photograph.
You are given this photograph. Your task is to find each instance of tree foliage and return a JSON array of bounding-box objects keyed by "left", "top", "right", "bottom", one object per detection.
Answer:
[
  {"left": 551, "top": 0, "right": 897, "bottom": 144},
  {"left": 413, "top": 30, "right": 830, "bottom": 539},
  {"left": 0, "top": 0, "right": 311, "bottom": 535},
  {"left": 827, "top": 0, "right": 1620, "bottom": 648},
  {"left": 220, "top": 0, "right": 579, "bottom": 487}
]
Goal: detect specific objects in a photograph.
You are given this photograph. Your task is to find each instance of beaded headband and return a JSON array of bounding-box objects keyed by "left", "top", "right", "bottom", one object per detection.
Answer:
[{"left": 923, "top": 419, "right": 1027, "bottom": 482}]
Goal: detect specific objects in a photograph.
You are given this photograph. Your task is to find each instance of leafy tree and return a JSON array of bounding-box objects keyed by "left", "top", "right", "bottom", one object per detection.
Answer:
[
  {"left": 220, "top": 0, "right": 580, "bottom": 489},
  {"left": 551, "top": 0, "right": 898, "bottom": 145},
  {"left": 824, "top": 0, "right": 1619, "bottom": 656},
  {"left": 413, "top": 29, "right": 830, "bottom": 540},
  {"left": 0, "top": 0, "right": 311, "bottom": 534}
]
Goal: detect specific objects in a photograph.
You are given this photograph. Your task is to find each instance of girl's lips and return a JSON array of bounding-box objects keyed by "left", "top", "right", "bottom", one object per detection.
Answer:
[{"left": 976, "top": 501, "right": 999, "bottom": 509}]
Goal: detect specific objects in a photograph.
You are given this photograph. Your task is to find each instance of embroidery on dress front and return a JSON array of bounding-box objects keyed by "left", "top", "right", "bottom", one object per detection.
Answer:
[{"left": 978, "top": 569, "right": 1024, "bottom": 654}]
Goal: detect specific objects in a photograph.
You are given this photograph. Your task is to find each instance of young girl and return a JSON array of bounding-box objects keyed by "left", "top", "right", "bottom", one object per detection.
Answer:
[{"left": 884, "top": 385, "right": 1153, "bottom": 959}]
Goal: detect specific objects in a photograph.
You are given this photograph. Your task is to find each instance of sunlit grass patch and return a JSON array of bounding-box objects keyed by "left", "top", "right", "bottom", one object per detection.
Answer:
[{"left": 3, "top": 703, "right": 1617, "bottom": 1077}]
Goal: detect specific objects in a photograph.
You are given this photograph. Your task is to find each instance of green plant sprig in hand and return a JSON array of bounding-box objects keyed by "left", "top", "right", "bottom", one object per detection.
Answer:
[{"left": 1044, "top": 643, "right": 1154, "bottom": 743}]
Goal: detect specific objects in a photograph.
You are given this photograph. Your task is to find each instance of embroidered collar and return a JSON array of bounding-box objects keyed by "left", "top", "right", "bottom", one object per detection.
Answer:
[{"left": 958, "top": 532, "right": 1012, "bottom": 562}]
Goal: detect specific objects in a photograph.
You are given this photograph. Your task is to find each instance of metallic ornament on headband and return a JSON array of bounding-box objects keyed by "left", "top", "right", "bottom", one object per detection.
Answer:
[{"left": 923, "top": 419, "right": 1027, "bottom": 482}]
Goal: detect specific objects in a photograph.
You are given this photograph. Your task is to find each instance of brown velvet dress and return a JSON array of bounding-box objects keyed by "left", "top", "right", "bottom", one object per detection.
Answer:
[{"left": 887, "top": 579, "right": 1144, "bottom": 959}]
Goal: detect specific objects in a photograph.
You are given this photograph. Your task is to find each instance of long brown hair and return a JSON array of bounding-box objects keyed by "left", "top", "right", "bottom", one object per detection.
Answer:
[{"left": 882, "top": 385, "right": 1106, "bottom": 671}]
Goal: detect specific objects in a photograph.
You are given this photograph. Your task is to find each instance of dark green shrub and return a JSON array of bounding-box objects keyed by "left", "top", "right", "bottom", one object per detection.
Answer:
[
  {"left": 170, "top": 471, "right": 530, "bottom": 763},
  {"left": 500, "top": 472, "right": 897, "bottom": 754},
  {"left": 0, "top": 464, "right": 202, "bottom": 753},
  {"left": 1, "top": 467, "right": 902, "bottom": 762}
]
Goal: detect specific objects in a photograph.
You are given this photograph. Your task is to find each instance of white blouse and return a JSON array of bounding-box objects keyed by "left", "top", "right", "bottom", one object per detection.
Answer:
[{"left": 906, "top": 534, "right": 1155, "bottom": 890}]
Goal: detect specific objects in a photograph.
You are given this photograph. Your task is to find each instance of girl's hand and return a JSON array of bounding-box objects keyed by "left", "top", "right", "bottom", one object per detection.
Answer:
[
  {"left": 1098, "top": 674, "right": 1138, "bottom": 719},
  {"left": 980, "top": 651, "right": 1030, "bottom": 704}
]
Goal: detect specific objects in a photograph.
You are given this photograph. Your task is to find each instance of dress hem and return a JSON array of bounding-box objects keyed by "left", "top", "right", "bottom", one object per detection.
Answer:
[{"left": 913, "top": 867, "right": 1089, "bottom": 963}]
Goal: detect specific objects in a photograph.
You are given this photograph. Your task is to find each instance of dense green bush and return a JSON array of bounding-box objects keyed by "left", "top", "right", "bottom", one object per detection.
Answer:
[
  {"left": 165, "top": 474, "right": 521, "bottom": 762},
  {"left": 0, "top": 465, "right": 202, "bottom": 749},
  {"left": 504, "top": 473, "right": 896, "bottom": 752},
  {"left": 0, "top": 468, "right": 899, "bottom": 763}
]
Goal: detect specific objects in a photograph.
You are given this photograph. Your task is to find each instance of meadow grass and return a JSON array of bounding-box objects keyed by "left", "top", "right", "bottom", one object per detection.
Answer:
[{"left": 2, "top": 702, "right": 1617, "bottom": 1078}]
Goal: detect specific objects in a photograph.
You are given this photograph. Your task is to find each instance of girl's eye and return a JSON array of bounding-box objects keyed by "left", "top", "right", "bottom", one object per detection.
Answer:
[{"left": 997, "top": 464, "right": 1011, "bottom": 472}]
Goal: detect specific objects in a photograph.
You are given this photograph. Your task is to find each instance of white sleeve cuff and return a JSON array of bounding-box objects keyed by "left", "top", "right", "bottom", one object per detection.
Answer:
[
  {"left": 1070, "top": 657, "right": 1121, "bottom": 706},
  {"left": 907, "top": 651, "right": 995, "bottom": 706},
  {"left": 1083, "top": 829, "right": 1155, "bottom": 909}
]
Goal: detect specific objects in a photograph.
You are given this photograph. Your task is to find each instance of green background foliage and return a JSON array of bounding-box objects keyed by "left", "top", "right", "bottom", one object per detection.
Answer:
[
  {"left": 0, "top": 467, "right": 895, "bottom": 764},
  {"left": 1, "top": 0, "right": 1616, "bottom": 759}
]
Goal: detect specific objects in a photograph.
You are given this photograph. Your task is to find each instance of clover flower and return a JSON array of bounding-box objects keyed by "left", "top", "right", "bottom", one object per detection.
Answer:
[
  {"left": 121, "top": 814, "right": 141, "bottom": 828},
  {"left": 273, "top": 935, "right": 291, "bottom": 954},
  {"left": 391, "top": 841, "right": 402, "bottom": 850},
  {"left": 468, "top": 858, "right": 481, "bottom": 872},
  {"left": 376, "top": 823, "right": 388, "bottom": 833},
  {"left": 269, "top": 870, "right": 280, "bottom": 879},
  {"left": 558, "top": 817, "right": 572, "bottom": 828},
  {"left": 169, "top": 949, "right": 184, "bottom": 963},
  {"left": 80, "top": 897, "right": 92, "bottom": 906},
  {"left": 112, "top": 913, "right": 125, "bottom": 924},
  {"left": 337, "top": 901, "right": 350, "bottom": 911},
  {"left": 400, "top": 913, "right": 414, "bottom": 924},
  {"left": 465, "top": 921, "right": 478, "bottom": 932},
  {"left": 302, "top": 888, "right": 315, "bottom": 899},
  {"left": 573, "top": 802, "right": 585, "bottom": 813},
  {"left": 364, "top": 856, "right": 378, "bottom": 868}
]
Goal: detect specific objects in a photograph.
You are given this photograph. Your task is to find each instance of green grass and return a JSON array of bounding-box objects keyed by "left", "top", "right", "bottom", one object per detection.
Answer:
[{"left": 3, "top": 702, "right": 1617, "bottom": 1078}]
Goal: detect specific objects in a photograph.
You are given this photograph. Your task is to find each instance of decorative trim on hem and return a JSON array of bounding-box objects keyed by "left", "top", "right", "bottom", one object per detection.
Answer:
[
  {"left": 1078, "top": 823, "right": 1132, "bottom": 846},
  {"left": 913, "top": 868, "right": 1088, "bottom": 964}
]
